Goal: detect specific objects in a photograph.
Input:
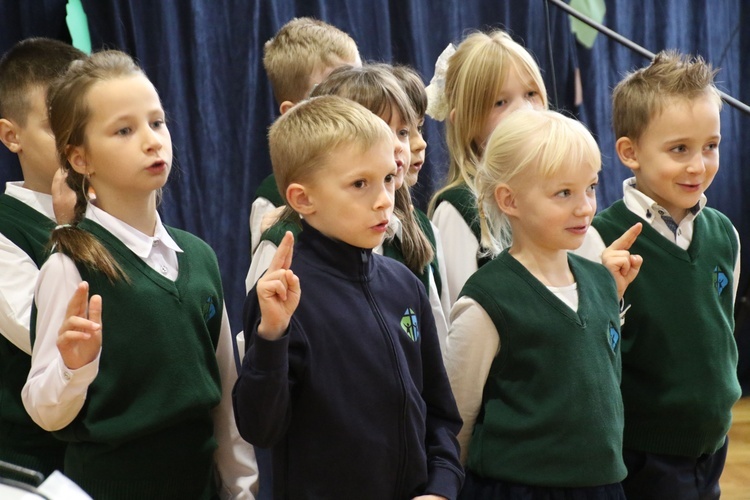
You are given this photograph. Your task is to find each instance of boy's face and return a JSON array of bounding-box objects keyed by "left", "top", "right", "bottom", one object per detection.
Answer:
[
  {"left": 405, "top": 118, "right": 426, "bottom": 188},
  {"left": 301, "top": 139, "right": 396, "bottom": 249},
  {"left": 6, "top": 86, "right": 59, "bottom": 192},
  {"left": 623, "top": 94, "right": 720, "bottom": 222}
]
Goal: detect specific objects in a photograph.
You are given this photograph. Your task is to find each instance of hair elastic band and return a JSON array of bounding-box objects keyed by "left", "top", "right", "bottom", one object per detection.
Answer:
[{"left": 54, "top": 223, "right": 73, "bottom": 230}]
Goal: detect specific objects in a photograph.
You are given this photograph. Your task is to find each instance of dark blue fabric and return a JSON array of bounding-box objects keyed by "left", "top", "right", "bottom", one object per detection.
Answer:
[
  {"left": 621, "top": 439, "right": 728, "bottom": 500},
  {"left": 1, "top": 0, "right": 748, "bottom": 390}
]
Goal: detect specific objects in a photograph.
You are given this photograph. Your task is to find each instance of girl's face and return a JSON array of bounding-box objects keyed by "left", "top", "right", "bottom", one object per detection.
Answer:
[
  {"left": 405, "top": 118, "right": 426, "bottom": 188},
  {"left": 383, "top": 108, "right": 410, "bottom": 189},
  {"left": 69, "top": 74, "right": 172, "bottom": 203},
  {"left": 474, "top": 65, "right": 545, "bottom": 151},
  {"left": 505, "top": 163, "right": 598, "bottom": 255}
]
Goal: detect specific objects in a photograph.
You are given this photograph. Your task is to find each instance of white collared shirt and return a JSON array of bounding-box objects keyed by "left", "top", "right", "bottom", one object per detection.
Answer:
[
  {"left": 0, "top": 182, "right": 55, "bottom": 354},
  {"left": 22, "top": 203, "right": 258, "bottom": 498}
]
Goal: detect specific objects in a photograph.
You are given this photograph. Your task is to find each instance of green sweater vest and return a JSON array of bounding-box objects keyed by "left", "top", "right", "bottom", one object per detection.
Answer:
[
  {"left": 42, "top": 220, "right": 225, "bottom": 499},
  {"left": 432, "top": 183, "right": 491, "bottom": 268},
  {"left": 460, "top": 251, "right": 626, "bottom": 487},
  {"left": 0, "top": 194, "right": 65, "bottom": 476},
  {"left": 593, "top": 200, "right": 740, "bottom": 457}
]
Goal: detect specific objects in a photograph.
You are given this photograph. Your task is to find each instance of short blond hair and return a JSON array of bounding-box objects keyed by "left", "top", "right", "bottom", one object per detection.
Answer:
[
  {"left": 268, "top": 95, "right": 392, "bottom": 198},
  {"left": 429, "top": 30, "right": 548, "bottom": 214},
  {"left": 263, "top": 17, "right": 359, "bottom": 104},
  {"left": 475, "top": 109, "right": 600, "bottom": 255},
  {"left": 612, "top": 50, "right": 722, "bottom": 142}
]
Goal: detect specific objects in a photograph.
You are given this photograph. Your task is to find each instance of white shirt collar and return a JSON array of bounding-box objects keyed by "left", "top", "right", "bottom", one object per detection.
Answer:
[
  {"left": 85, "top": 203, "right": 183, "bottom": 258},
  {"left": 622, "top": 177, "right": 705, "bottom": 225},
  {"left": 4, "top": 181, "right": 55, "bottom": 220}
]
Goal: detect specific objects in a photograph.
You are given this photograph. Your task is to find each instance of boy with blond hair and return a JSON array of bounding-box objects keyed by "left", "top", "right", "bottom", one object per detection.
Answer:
[
  {"left": 578, "top": 50, "right": 741, "bottom": 499},
  {"left": 248, "top": 17, "right": 361, "bottom": 260},
  {"left": 0, "top": 37, "right": 85, "bottom": 476},
  {"left": 233, "top": 95, "right": 463, "bottom": 499}
]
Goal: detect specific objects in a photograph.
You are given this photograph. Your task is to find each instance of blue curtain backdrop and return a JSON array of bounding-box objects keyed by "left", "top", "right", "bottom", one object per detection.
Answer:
[{"left": 1, "top": 0, "right": 749, "bottom": 389}]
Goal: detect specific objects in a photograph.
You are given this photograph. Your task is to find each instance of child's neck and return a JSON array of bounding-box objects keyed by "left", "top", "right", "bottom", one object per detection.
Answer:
[
  {"left": 93, "top": 192, "right": 158, "bottom": 236},
  {"left": 508, "top": 245, "right": 574, "bottom": 287}
]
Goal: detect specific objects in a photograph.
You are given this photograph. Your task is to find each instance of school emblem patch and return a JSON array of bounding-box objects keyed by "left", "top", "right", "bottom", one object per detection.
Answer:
[
  {"left": 713, "top": 266, "right": 728, "bottom": 295},
  {"left": 203, "top": 296, "right": 217, "bottom": 321},
  {"left": 400, "top": 308, "right": 420, "bottom": 342},
  {"left": 608, "top": 324, "right": 619, "bottom": 351}
]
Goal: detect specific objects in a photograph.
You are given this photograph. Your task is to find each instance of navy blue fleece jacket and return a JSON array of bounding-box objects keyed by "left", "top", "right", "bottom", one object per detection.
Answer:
[{"left": 233, "top": 221, "right": 463, "bottom": 499}]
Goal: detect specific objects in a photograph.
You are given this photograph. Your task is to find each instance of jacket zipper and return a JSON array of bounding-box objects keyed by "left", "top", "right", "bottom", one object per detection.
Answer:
[{"left": 359, "top": 250, "right": 408, "bottom": 498}]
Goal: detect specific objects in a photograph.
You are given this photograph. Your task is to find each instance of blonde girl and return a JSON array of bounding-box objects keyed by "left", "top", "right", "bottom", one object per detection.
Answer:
[
  {"left": 21, "top": 50, "right": 257, "bottom": 499},
  {"left": 427, "top": 30, "right": 548, "bottom": 306},
  {"left": 444, "top": 109, "right": 640, "bottom": 498}
]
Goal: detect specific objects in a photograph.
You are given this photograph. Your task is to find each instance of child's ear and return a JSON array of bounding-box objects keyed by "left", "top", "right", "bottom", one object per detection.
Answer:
[
  {"left": 493, "top": 183, "right": 518, "bottom": 216},
  {"left": 67, "top": 146, "right": 89, "bottom": 175},
  {"left": 615, "top": 137, "right": 640, "bottom": 171},
  {"left": 286, "top": 183, "right": 314, "bottom": 215},
  {"left": 449, "top": 108, "right": 455, "bottom": 124},
  {"left": 0, "top": 118, "right": 21, "bottom": 153},
  {"left": 279, "top": 101, "right": 295, "bottom": 115}
]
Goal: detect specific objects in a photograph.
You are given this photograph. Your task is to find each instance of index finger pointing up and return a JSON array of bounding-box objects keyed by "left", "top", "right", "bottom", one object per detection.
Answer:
[
  {"left": 610, "top": 222, "right": 642, "bottom": 251},
  {"left": 267, "top": 231, "right": 295, "bottom": 273}
]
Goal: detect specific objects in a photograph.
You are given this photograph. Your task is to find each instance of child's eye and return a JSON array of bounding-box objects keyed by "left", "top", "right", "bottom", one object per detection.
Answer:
[
  {"left": 494, "top": 99, "right": 507, "bottom": 107},
  {"left": 587, "top": 182, "right": 598, "bottom": 193},
  {"left": 525, "top": 91, "right": 538, "bottom": 99},
  {"left": 417, "top": 124, "right": 424, "bottom": 135},
  {"left": 353, "top": 180, "right": 366, "bottom": 189},
  {"left": 670, "top": 145, "right": 687, "bottom": 153},
  {"left": 398, "top": 128, "right": 410, "bottom": 138},
  {"left": 151, "top": 119, "right": 165, "bottom": 129},
  {"left": 705, "top": 142, "right": 719, "bottom": 152},
  {"left": 384, "top": 174, "right": 395, "bottom": 184},
  {"left": 116, "top": 127, "right": 131, "bottom": 136},
  {"left": 555, "top": 189, "right": 571, "bottom": 198}
]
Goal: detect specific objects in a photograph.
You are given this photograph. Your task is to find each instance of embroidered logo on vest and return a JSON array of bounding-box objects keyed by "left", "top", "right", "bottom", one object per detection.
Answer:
[
  {"left": 608, "top": 323, "right": 619, "bottom": 351},
  {"left": 400, "top": 308, "right": 420, "bottom": 342},
  {"left": 203, "top": 296, "right": 217, "bottom": 321},
  {"left": 713, "top": 266, "right": 728, "bottom": 295}
]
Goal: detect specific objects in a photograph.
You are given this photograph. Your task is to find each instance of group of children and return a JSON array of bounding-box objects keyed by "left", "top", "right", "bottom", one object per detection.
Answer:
[{"left": 0, "top": 14, "right": 741, "bottom": 500}]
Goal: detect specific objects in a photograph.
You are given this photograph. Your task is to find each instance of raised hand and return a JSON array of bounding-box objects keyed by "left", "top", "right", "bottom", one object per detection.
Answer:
[
  {"left": 57, "top": 281, "right": 103, "bottom": 370},
  {"left": 257, "top": 231, "right": 301, "bottom": 340},
  {"left": 601, "top": 222, "right": 643, "bottom": 299}
]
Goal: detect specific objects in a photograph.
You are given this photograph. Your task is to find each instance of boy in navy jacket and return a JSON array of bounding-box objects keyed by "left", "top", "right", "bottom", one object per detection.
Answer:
[{"left": 233, "top": 95, "right": 463, "bottom": 500}]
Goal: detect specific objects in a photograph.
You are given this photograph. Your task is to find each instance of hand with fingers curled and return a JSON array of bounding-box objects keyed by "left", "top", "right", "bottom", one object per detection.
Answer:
[
  {"left": 601, "top": 222, "right": 644, "bottom": 300},
  {"left": 257, "top": 231, "right": 301, "bottom": 341},
  {"left": 57, "top": 281, "right": 103, "bottom": 370}
]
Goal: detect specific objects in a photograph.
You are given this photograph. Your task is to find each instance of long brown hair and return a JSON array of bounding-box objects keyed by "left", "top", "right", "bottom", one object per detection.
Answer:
[{"left": 47, "top": 50, "right": 146, "bottom": 281}]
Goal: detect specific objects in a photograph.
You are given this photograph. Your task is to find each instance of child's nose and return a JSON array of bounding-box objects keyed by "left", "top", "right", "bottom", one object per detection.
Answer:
[
  {"left": 687, "top": 153, "right": 707, "bottom": 174},
  {"left": 375, "top": 182, "right": 394, "bottom": 211},
  {"left": 142, "top": 127, "right": 163, "bottom": 151}
]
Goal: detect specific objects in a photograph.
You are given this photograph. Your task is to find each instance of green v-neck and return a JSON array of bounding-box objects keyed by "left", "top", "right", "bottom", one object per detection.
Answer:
[{"left": 499, "top": 250, "right": 588, "bottom": 327}]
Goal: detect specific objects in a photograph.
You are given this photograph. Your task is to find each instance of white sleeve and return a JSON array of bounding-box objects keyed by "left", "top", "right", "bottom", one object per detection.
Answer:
[
  {"left": 212, "top": 305, "right": 259, "bottom": 499},
  {"left": 249, "top": 197, "right": 276, "bottom": 256},
  {"left": 573, "top": 226, "right": 607, "bottom": 264},
  {"left": 245, "top": 240, "right": 279, "bottom": 294},
  {"left": 431, "top": 221, "right": 452, "bottom": 324},
  {"left": 426, "top": 268, "right": 449, "bottom": 356},
  {"left": 443, "top": 297, "right": 499, "bottom": 464},
  {"left": 22, "top": 253, "right": 100, "bottom": 431},
  {"left": 431, "top": 202, "right": 479, "bottom": 307},
  {"left": 0, "top": 233, "right": 40, "bottom": 354}
]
